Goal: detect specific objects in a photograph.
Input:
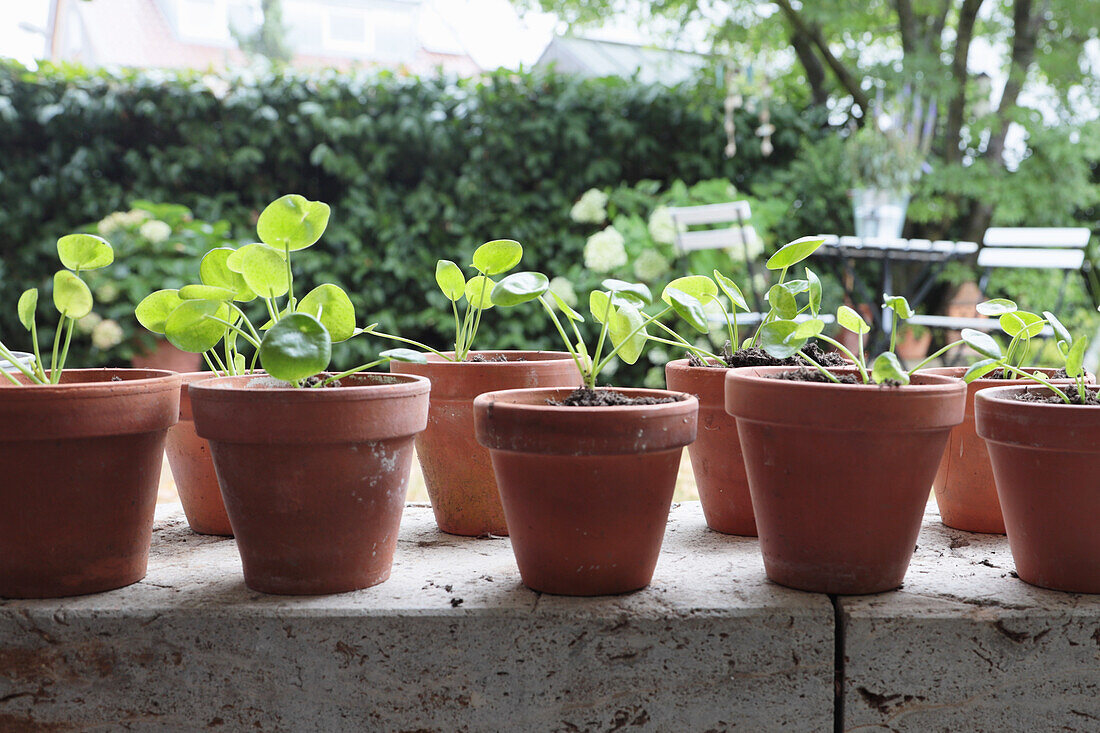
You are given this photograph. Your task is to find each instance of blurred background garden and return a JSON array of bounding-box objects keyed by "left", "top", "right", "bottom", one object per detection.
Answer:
[{"left": 1, "top": 0, "right": 1098, "bottom": 393}]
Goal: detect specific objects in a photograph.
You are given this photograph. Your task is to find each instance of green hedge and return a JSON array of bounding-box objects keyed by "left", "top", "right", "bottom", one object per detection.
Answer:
[{"left": 0, "top": 62, "right": 842, "bottom": 373}]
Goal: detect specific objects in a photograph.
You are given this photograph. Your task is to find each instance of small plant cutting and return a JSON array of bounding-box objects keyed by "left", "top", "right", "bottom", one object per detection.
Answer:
[
  {"left": 183, "top": 194, "right": 432, "bottom": 595},
  {"left": 0, "top": 234, "right": 117, "bottom": 384},
  {"left": 972, "top": 305, "right": 1100, "bottom": 593},
  {"left": 472, "top": 272, "right": 699, "bottom": 596},
  {"left": 0, "top": 234, "right": 182, "bottom": 599}
]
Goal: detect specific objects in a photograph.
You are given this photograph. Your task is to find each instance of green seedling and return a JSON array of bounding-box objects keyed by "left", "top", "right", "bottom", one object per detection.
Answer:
[
  {"left": 367, "top": 240, "right": 534, "bottom": 362},
  {"left": 491, "top": 272, "right": 702, "bottom": 388},
  {"left": 0, "top": 234, "right": 114, "bottom": 385},
  {"left": 962, "top": 308, "right": 1092, "bottom": 405},
  {"left": 136, "top": 194, "right": 425, "bottom": 387}
]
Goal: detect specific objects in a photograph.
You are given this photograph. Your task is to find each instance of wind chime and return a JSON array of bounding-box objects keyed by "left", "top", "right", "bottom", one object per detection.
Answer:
[{"left": 723, "top": 62, "right": 774, "bottom": 159}]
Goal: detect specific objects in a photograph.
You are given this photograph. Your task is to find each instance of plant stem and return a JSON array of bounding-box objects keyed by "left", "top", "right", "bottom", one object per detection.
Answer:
[
  {"left": 29, "top": 318, "right": 46, "bottom": 381},
  {"left": 284, "top": 244, "right": 295, "bottom": 309},
  {"left": 907, "top": 340, "right": 966, "bottom": 374},
  {"left": 997, "top": 363, "right": 1071, "bottom": 403},
  {"left": 206, "top": 317, "right": 262, "bottom": 349},
  {"left": 591, "top": 295, "right": 614, "bottom": 370},
  {"left": 594, "top": 306, "right": 671, "bottom": 374},
  {"left": 369, "top": 330, "right": 453, "bottom": 361},
  {"left": 0, "top": 340, "right": 41, "bottom": 384},
  {"left": 815, "top": 334, "right": 869, "bottom": 383},
  {"left": 264, "top": 296, "right": 279, "bottom": 325},
  {"left": 319, "top": 358, "right": 388, "bottom": 387},
  {"left": 228, "top": 303, "right": 262, "bottom": 342},
  {"left": 49, "top": 317, "right": 64, "bottom": 376},
  {"left": 463, "top": 275, "right": 491, "bottom": 359},
  {"left": 52, "top": 318, "right": 75, "bottom": 383},
  {"left": 208, "top": 347, "right": 229, "bottom": 375},
  {"left": 890, "top": 311, "right": 898, "bottom": 353},
  {"left": 202, "top": 351, "right": 220, "bottom": 375},
  {"left": 538, "top": 296, "right": 589, "bottom": 386},
  {"left": 797, "top": 349, "right": 841, "bottom": 383},
  {"left": 649, "top": 320, "right": 721, "bottom": 360}
]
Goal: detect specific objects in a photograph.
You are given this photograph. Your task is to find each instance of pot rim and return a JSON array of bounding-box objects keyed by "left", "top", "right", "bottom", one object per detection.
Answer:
[
  {"left": 975, "top": 383, "right": 1100, "bottom": 410},
  {"left": 922, "top": 365, "right": 1080, "bottom": 386},
  {"left": 0, "top": 368, "right": 180, "bottom": 397},
  {"left": 727, "top": 365, "right": 964, "bottom": 392},
  {"left": 189, "top": 371, "right": 429, "bottom": 400},
  {"left": 399, "top": 350, "right": 577, "bottom": 366},
  {"left": 473, "top": 386, "right": 697, "bottom": 412},
  {"left": 666, "top": 357, "right": 727, "bottom": 371}
]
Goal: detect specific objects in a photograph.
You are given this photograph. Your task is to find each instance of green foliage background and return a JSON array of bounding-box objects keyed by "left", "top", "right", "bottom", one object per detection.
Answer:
[{"left": 0, "top": 61, "right": 841, "bottom": 373}]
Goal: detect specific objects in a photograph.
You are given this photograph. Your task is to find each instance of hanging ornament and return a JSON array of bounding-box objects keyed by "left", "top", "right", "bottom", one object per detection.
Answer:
[
  {"left": 723, "top": 63, "right": 742, "bottom": 159},
  {"left": 756, "top": 78, "right": 774, "bottom": 157}
]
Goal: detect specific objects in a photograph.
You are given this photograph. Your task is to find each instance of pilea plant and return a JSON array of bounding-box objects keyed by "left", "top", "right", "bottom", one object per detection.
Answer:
[
  {"left": 367, "top": 240, "right": 537, "bottom": 361},
  {"left": 962, "top": 307, "right": 1093, "bottom": 404},
  {"left": 0, "top": 234, "right": 114, "bottom": 385},
  {"left": 136, "top": 194, "right": 424, "bottom": 387}
]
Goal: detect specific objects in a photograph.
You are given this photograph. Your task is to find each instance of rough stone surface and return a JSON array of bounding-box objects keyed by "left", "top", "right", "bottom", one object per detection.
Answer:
[
  {"left": 840, "top": 502, "right": 1100, "bottom": 732},
  {"left": 0, "top": 502, "right": 833, "bottom": 732}
]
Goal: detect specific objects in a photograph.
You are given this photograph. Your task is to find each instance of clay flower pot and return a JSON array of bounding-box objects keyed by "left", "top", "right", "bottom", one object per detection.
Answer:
[
  {"left": 165, "top": 372, "right": 233, "bottom": 536},
  {"left": 391, "top": 351, "right": 579, "bottom": 536},
  {"left": 131, "top": 338, "right": 203, "bottom": 373},
  {"left": 0, "top": 369, "right": 181, "bottom": 598},
  {"left": 976, "top": 385, "right": 1100, "bottom": 593},
  {"left": 665, "top": 358, "right": 756, "bottom": 536},
  {"left": 473, "top": 387, "right": 698, "bottom": 596},
  {"left": 190, "top": 373, "right": 430, "bottom": 595},
  {"left": 725, "top": 367, "right": 965, "bottom": 594},
  {"left": 924, "top": 367, "right": 1079, "bottom": 534}
]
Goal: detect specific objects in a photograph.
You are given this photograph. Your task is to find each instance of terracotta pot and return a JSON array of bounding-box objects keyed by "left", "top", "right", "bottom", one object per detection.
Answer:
[
  {"left": 391, "top": 351, "right": 579, "bottom": 536},
  {"left": 976, "top": 385, "right": 1100, "bottom": 593},
  {"left": 0, "top": 369, "right": 180, "bottom": 598},
  {"left": 924, "top": 367, "right": 1079, "bottom": 534},
  {"left": 896, "top": 329, "right": 933, "bottom": 362},
  {"left": 190, "top": 373, "right": 430, "bottom": 595},
  {"left": 665, "top": 359, "right": 755, "bottom": 536},
  {"left": 165, "top": 372, "right": 233, "bottom": 536},
  {"left": 474, "top": 387, "right": 698, "bottom": 595},
  {"left": 725, "top": 367, "right": 965, "bottom": 594},
  {"left": 132, "top": 338, "right": 203, "bottom": 373}
]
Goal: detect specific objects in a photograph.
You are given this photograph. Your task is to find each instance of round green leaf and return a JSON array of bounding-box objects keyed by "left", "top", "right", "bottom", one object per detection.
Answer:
[
  {"left": 767, "top": 284, "right": 798, "bottom": 320},
  {"left": 201, "top": 247, "right": 256, "bottom": 302},
  {"left": 256, "top": 194, "right": 331, "bottom": 251},
  {"left": 464, "top": 275, "right": 497, "bottom": 309},
  {"left": 471, "top": 239, "right": 522, "bottom": 276},
  {"left": 713, "top": 270, "right": 749, "bottom": 312},
  {"left": 491, "top": 272, "right": 549, "bottom": 307},
  {"left": 662, "top": 275, "right": 717, "bottom": 305},
  {"left": 164, "top": 300, "right": 231, "bottom": 353},
  {"left": 871, "top": 352, "right": 910, "bottom": 385},
  {"left": 551, "top": 290, "right": 585, "bottom": 322},
  {"left": 883, "top": 294, "right": 914, "bottom": 319},
  {"left": 665, "top": 288, "right": 709, "bottom": 334},
  {"left": 602, "top": 279, "right": 652, "bottom": 305},
  {"left": 793, "top": 318, "right": 825, "bottom": 339},
  {"left": 1043, "top": 311, "right": 1072, "bottom": 344},
  {"left": 381, "top": 348, "right": 428, "bottom": 364},
  {"left": 297, "top": 284, "right": 356, "bottom": 342},
  {"left": 17, "top": 289, "right": 37, "bottom": 331},
  {"left": 57, "top": 233, "right": 114, "bottom": 271},
  {"left": 608, "top": 303, "right": 648, "bottom": 365},
  {"left": 435, "top": 260, "right": 466, "bottom": 301},
  {"left": 1065, "top": 336, "right": 1088, "bottom": 378},
  {"left": 52, "top": 270, "right": 93, "bottom": 319},
  {"left": 963, "top": 358, "right": 1002, "bottom": 382},
  {"left": 135, "top": 289, "right": 183, "bottom": 334},
  {"left": 961, "top": 328, "right": 1002, "bottom": 359},
  {"left": 999, "top": 311, "right": 1044, "bottom": 339},
  {"left": 179, "top": 284, "right": 236, "bottom": 301},
  {"left": 259, "top": 313, "right": 332, "bottom": 382},
  {"left": 765, "top": 236, "right": 824, "bottom": 271},
  {"left": 778, "top": 279, "right": 809, "bottom": 295},
  {"left": 758, "top": 320, "right": 805, "bottom": 359},
  {"left": 837, "top": 305, "right": 869, "bottom": 335},
  {"left": 976, "top": 298, "right": 1017, "bottom": 317},
  {"left": 805, "top": 268, "right": 822, "bottom": 316},
  {"left": 240, "top": 244, "right": 291, "bottom": 298}
]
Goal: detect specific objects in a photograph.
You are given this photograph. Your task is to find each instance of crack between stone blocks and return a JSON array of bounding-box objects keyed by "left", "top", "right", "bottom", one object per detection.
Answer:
[{"left": 832, "top": 594, "right": 844, "bottom": 733}]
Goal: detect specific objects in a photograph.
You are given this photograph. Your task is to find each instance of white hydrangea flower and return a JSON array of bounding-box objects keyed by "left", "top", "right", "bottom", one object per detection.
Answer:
[
  {"left": 726, "top": 227, "right": 765, "bottom": 261},
  {"left": 91, "top": 319, "right": 124, "bottom": 350},
  {"left": 96, "top": 212, "right": 123, "bottom": 236},
  {"left": 647, "top": 206, "right": 678, "bottom": 245},
  {"left": 570, "top": 188, "right": 609, "bottom": 224},
  {"left": 583, "top": 226, "right": 627, "bottom": 273},
  {"left": 647, "top": 347, "right": 669, "bottom": 365},
  {"left": 77, "top": 312, "right": 103, "bottom": 334},
  {"left": 139, "top": 219, "right": 172, "bottom": 243},
  {"left": 120, "top": 209, "right": 150, "bottom": 226},
  {"left": 548, "top": 276, "right": 578, "bottom": 308},
  {"left": 95, "top": 282, "right": 119, "bottom": 303},
  {"left": 633, "top": 249, "right": 669, "bottom": 282}
]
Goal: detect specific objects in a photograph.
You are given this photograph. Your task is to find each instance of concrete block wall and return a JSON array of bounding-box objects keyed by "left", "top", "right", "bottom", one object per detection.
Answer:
[{"left": 1, "top": 503, "right": 1097, "bottom": 731}]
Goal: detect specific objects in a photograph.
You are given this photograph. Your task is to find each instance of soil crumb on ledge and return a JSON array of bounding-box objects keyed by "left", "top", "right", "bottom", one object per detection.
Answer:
[{"left": 547, "top": 387, "right": 683, "bottom": 407}]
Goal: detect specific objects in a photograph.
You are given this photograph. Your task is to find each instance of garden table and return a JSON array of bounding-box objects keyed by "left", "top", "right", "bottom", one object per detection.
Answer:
[{"left": 813, "top": 235, "right": 979, "bottom": 351}]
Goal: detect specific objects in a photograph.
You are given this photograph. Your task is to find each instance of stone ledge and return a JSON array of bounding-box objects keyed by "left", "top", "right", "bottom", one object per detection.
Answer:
[
  {"left": 840, "top": 504, "right": 1100, "bottom": 731},
  {"left": 0, "top": 502, "right": 833, "bottom": 732}
]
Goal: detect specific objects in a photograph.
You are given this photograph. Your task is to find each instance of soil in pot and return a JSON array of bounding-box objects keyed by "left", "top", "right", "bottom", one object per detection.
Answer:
[
  {"left": 924, "top": 367, "right": 1082, "bottom": 534},
  {"left": 665, "top": 345, "right": 846, "bottom": 537},
  {"left": 164, "top": 372, "right": 234, "bottom": 536},
  {"left": 975, "top": 385, "right": 1100, "bottom": 593},
  {"left": 0, "top": 369, "right": 181, "bottom": 598},
  {"left": 391, "top": 352, "right": 579, "bottom": 537},
  {"left": 189, "top": 372, "right": 430, "bottom": 595},
  {"left": 474, "top": 386, "right": 698, "bottom": 595},
  {"left": 726, "top": 366, "right": 965, "bottom": 595}
]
